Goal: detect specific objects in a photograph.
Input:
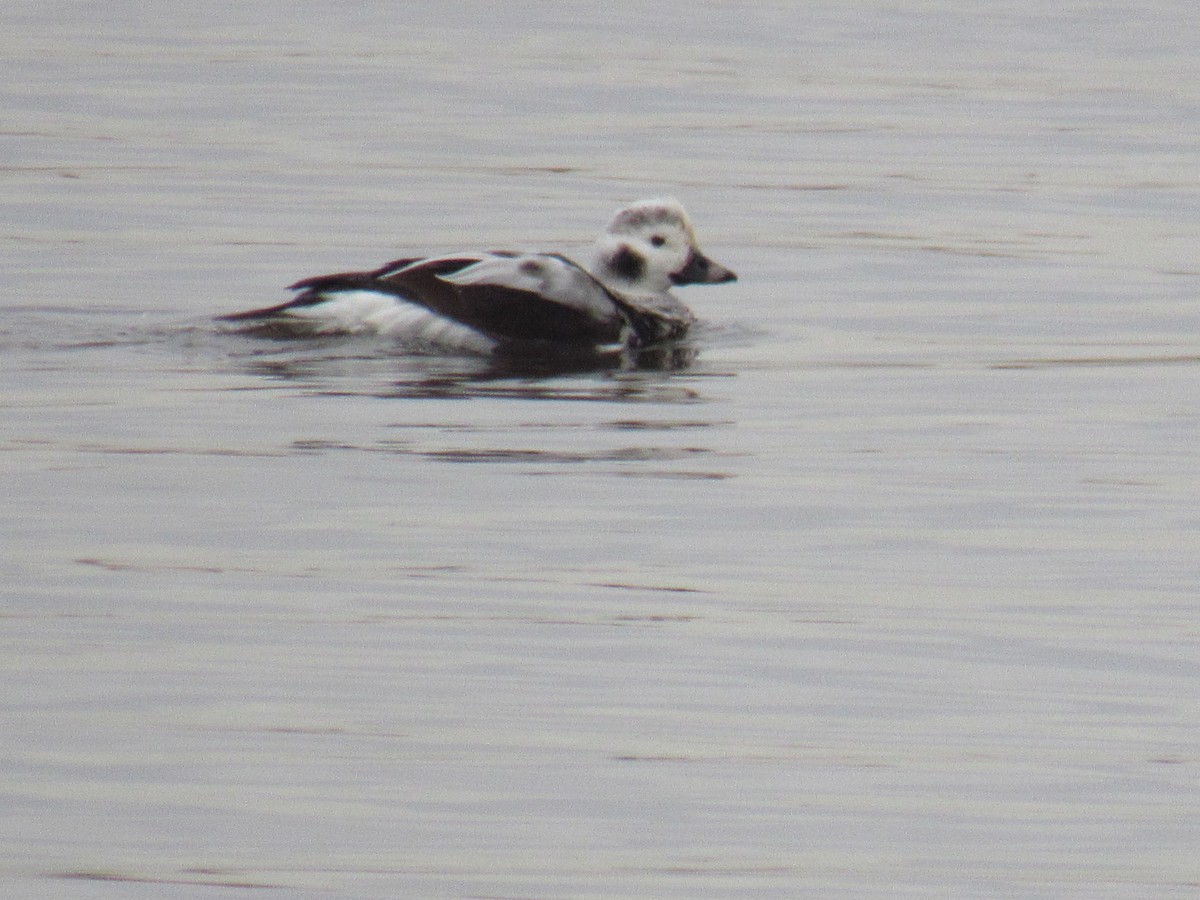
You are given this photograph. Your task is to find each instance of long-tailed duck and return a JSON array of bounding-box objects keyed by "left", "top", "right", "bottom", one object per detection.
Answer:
[{"left": 220, "top": 198, "right": 735, "bottom": 354}]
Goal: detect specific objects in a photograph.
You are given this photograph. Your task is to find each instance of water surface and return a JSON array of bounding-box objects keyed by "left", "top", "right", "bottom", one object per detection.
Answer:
[{"left": 3, "top": 1, "right": 1199, "bottom": 897}]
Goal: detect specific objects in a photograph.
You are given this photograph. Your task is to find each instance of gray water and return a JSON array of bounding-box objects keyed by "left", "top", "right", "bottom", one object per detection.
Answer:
[{"left": 3, "top": 1, "right": 1199, "bottom": 897}]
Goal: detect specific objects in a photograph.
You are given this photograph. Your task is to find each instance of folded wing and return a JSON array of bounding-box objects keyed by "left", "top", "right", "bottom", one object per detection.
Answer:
[{"left": 223, "top": 252, "right": 629, "bottom": 347}]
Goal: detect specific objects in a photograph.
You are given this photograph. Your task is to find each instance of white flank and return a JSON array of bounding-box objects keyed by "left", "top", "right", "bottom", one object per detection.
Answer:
[{"left": 281, "top": 290, "right": 497, "bottom": 354}]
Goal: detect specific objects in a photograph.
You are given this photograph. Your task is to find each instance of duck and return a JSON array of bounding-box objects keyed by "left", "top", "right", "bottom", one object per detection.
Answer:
[{"left": 219, "top": 198, "right": 736, "bottom": 355}]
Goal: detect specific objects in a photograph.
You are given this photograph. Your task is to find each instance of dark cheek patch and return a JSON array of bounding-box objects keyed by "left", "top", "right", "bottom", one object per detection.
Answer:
[{"left": 611, "top": 245, "right": 645, "bottom": 281}]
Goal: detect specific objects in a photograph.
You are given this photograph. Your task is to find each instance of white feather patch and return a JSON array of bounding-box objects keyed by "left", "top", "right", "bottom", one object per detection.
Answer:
[{"left": 282, "top": 290, "right": 496, "bottom": 354}]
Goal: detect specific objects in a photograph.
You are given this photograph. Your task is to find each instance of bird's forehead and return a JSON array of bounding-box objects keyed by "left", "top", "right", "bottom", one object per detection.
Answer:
[{"left": 609, "top": 204, "right": 691, "bottom": 237}]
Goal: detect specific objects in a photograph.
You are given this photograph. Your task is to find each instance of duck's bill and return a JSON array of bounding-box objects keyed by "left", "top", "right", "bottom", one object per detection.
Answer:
[{"left": 670, "top": 250, "right": 737, "bottom": 285}]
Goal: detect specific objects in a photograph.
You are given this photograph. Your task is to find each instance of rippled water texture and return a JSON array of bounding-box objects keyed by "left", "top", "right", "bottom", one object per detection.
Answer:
[{"left": 3, "top": 1, "right": 1199, "bottom": 896}]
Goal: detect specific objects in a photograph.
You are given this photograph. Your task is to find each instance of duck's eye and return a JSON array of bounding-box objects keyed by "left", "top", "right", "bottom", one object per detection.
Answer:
[{"left": 649, "top": 234, "right": 666, "bottom": 247}]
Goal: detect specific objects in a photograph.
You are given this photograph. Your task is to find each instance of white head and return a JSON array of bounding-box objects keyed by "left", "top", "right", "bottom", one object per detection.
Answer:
[{"left": 588, "top": 198, "right": 737, "bottom": 295}]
